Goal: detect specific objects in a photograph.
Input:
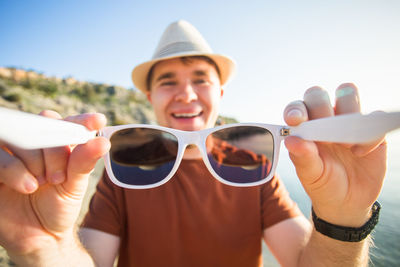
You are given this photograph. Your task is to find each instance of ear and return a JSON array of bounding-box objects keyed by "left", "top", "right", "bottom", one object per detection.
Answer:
[{"left": 146, "top": 91, "right": 152, "bottom": 103}]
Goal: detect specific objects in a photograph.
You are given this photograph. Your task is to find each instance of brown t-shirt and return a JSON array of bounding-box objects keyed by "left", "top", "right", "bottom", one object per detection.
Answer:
[{"left": 82, "top": 159, "right": 300, "bottom": 267}]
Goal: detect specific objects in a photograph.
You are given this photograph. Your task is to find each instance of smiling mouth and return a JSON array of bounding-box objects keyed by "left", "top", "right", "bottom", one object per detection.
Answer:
[{"left": 172, "top": 111, "right": 203, "bottom": 119}]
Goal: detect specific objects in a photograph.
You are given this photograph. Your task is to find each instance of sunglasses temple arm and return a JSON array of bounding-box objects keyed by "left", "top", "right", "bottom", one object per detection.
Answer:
[
  {"left": 0, "top": 107, "right": 97, "bottom": 150},
  {"left": 288, "top": 111, "right": 400, "bottom": 144}
]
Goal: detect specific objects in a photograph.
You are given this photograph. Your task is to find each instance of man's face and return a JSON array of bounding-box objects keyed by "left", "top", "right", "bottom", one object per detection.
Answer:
[{"left": 147, "top": 57, "right": 223, "bottom": 131}]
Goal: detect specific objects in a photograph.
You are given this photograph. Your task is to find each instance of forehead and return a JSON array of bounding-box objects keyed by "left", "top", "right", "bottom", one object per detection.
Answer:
[{"left": 152, "top": 57, "right": 219, "bottom": 78}]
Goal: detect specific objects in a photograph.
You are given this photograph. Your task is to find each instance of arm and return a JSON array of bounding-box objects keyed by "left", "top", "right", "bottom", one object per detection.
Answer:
[
  {"left": 263, "top": 216, "right": 371, "bottom": 267},
  {"left": 0, "top": 111, "right": 110, "bottom": 266},
  {"left": 298, "top": 227, "right": 371, "bottom": 266},
  {"left": 263, "top": 216, "right": 311, "bottom": 267},
  {"left": 79, "top": 228, "right": 121, "bottom": 267},
  {"left": 7, "top": 230, "right": 95, "bottom": 267},
  {"left": 270, "top": 83, "right": 385, "bottom": 266}
]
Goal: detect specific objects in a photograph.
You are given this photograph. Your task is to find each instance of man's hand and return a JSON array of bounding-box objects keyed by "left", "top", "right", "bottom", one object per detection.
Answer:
[
  {"left": 284, "top": 83, "right": 386, "bottom": 227},
  {"left": 0, "top": 111, "right": 110, "bottom": 261}
]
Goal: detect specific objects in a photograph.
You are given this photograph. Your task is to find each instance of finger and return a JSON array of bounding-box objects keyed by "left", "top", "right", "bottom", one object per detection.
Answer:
[
  {"left": 43, "top": 146, "right": 71, "bottom": 185},
  {"left": 351, "top": 137, "right": 386, "bottom": 157},
  {"left": 39, "top": 109, "right": 63, "bottom": 119},
  {"left": 303, "top": 86, "right": 334, "bottom": 120},
  {"left": 332, "top": 83, "right": 362, "bottom": 148},
  {"left": 64, "top": 113, "right": 107, "bottom": 131},
  {"left": 64, "top": 137, "right": 110, "bottom": 194},
  {"left": 4, "top": 145, "right": 45, "bottom": 185},
  {"left": 284, "top": 100, "right": 309, "bottom": 126},
  {"left": 41, "top": 111, "right": 106, "bottom": 185},
  {"left": 335, "top": 83, "right": 361, "bottom": 115},
  {"left": 0, "top": 110, "right": 61, "bottom": 185},
  {"left": 284, "top": 136, "right": 324, "bottom": 185},
  {"left": 39, "top": 110, "right": 71, "bottom": 185},
  {"left": 0, "top": 148, "right": 38, "bottom": 193}
]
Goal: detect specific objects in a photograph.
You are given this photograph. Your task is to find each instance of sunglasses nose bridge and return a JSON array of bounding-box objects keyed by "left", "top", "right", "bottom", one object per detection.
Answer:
[{"left": 181, "top": 131, "right": 202, "bottom": 147}]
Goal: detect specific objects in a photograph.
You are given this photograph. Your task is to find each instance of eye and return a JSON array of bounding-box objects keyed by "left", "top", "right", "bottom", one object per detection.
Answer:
[
  {"left": 160, "top": 81, "right": 176, "bottom": 86},
  {"left": 193, "top": 79, "right": 208, "bottom": 85}
]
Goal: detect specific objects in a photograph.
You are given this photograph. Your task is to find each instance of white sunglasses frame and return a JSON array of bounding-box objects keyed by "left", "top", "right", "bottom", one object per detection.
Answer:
[
  {"left": 1, "top": 107, "right": 400, "bottom": 189},
  {"left": 99, "top": 123, "right": 287, "bottom": 189}
]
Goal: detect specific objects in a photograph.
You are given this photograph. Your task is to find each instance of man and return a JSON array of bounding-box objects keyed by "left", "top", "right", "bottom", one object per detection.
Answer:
[{"left": 0, "top": 20, "right": 385, "bottom": 266}]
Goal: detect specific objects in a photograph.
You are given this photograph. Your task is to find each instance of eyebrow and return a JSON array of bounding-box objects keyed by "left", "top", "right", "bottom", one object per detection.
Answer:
[
  {"left": 193, "top": 70, "right": 208, "bottom": 76},
  {"left": 155, "top": 69, "right": 209, "bottom": 83},
  {"left": 155, "top": 72, "right": 175, "bottom": 82}
]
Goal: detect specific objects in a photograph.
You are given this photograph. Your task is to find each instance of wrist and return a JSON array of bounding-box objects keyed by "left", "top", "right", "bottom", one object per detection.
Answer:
[
  {"left": 8, "top": 231, "right": 71, "bottom": 266},
  {"left": 312, "top": 201, "right": 381, "bottom": 242},
  {"left": 311, "top": 204, "right": 373, "bottom": 228},
  {"left": 8, "top": 229, "right": 94, "bottom": 267}
]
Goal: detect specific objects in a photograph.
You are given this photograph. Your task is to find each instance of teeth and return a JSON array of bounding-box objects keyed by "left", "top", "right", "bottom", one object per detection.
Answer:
[{"left": 173, "top": 112, "right": 200, "bottom": 118}]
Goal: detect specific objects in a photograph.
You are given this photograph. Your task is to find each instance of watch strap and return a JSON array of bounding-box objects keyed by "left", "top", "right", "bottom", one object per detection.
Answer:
[{"left": 312, "top": 201, "right": 381, "bottom": 242}]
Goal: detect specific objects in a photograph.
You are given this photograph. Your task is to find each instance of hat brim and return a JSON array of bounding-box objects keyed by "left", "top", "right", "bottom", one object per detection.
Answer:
[{"left": 131, "top": 52, "right": 236, "bottom": 93}]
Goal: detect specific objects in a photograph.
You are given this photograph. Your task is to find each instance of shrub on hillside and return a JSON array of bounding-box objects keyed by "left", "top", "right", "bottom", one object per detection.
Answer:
[
  {"left": 0, "top": 80, "right": 6, "bottom": 94},
  {"left": 3, "top": 93, "right": 22, "bottom": 102},
  {"left": 37, "top": 80, "right": 58, "bottom": 97}
]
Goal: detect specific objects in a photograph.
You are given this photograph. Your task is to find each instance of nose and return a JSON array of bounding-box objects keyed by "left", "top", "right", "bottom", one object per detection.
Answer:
[{"left": 175, "top": 80, "right": 198, "bottom": 103}]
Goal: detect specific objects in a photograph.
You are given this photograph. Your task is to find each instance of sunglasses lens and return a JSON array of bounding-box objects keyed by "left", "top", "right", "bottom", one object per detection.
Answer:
[
  {"left": 109, "top": 128, "right": 178, "bottom": 186},
  {"left": 206, "top": 126, "right": 274, "bottom": 184}
]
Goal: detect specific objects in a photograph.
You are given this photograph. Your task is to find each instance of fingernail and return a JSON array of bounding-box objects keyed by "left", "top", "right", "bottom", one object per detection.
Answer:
[
  {"left": 287, "top": 108, "right": 303, "bottom": 118},
  {"left": 24, "top": 178, "right": 38, "bottom": 193},
  {"left": 336, "top": 86, "right": 355, "bottom": 98},
  {"left": 304, "top": 88, "right": 331, "bottom": 105},
  {"left": 50, "top": 171, "right": 65, "bottom": 184}
]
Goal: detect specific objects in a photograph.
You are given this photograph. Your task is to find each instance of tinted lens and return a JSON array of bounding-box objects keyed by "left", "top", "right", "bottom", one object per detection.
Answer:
[
  {"left": 206, "top": 126, "right": 274, "bottom": 184},
  {"left": 109, "top": 128, "right": 178, "bottom": 186}
]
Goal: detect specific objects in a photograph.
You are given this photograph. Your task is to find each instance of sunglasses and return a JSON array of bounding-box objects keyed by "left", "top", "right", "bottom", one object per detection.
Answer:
[
  {"left": 101, "top": 123, "right": 280, "bottom": 188},
  {"left": 1, "top": 107, "right": 400, "bottom": 188}
]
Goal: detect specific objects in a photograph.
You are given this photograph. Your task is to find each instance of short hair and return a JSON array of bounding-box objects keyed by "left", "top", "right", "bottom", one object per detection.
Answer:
[{"left": 146, "top": 56, "right": 221, "bottom": 91}]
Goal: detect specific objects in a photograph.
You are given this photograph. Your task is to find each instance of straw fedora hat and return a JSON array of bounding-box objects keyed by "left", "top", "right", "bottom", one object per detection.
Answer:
[{"left": 131, "top": 20, "right": 236, "bottom": 93}]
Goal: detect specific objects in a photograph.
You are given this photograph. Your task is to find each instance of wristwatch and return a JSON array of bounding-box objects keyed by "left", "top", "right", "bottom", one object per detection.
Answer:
[{"left": 312, "top": 201, "right": 381, "bottom": 242}]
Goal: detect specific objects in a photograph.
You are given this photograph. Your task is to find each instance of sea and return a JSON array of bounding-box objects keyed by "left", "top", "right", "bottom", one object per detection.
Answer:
[{"left": 262, "top": 133, "right": 400, "bottom": 267}]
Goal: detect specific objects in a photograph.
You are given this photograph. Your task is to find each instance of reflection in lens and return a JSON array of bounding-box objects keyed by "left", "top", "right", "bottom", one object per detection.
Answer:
[
  {"left": 109, "top": 128, "right": 178, "bottom": 186},
  {"left": 206, "top": 126, "right": 274, "bottom": 184}
]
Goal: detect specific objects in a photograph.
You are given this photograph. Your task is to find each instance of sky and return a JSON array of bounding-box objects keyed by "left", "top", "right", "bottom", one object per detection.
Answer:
[{"left": 1, "top": 0, "right": 400, "bottom": 125}]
